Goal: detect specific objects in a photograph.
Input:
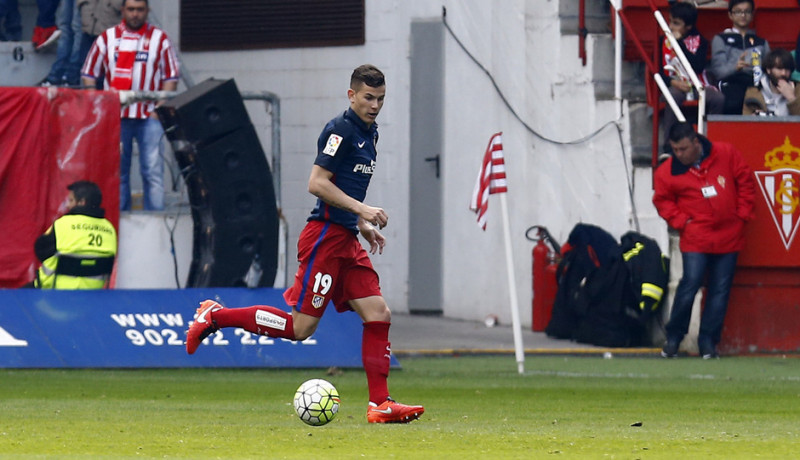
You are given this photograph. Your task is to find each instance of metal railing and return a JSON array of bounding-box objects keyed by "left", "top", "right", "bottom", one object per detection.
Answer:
[{"left": 594, "top": 0, "right": 708, "bottom": 165}]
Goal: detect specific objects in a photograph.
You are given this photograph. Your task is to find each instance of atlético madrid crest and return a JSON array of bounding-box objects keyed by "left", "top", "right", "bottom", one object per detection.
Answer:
[{"left": 754, "top": 136, "right": 800, "bottom": 250}]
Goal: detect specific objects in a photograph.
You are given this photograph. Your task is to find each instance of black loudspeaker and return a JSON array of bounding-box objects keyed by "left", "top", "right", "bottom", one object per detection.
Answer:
[
  {"left": 157, "top": 78, "right": 279, "bottom": 288},
  {"left": 158, "top": 78, "right": 251, "bottom": 147}
]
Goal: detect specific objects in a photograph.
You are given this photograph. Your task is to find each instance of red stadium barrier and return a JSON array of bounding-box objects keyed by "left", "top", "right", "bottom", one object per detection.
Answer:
[{"left": 0, "top": 87, "right": 120, "bottom": 288}]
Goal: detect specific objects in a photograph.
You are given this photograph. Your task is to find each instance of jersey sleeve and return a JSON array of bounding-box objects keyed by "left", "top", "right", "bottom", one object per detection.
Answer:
[
  {"left": 81, "top": 32, "right": 108, "bottom": 79},
  {"left": 158, "top": 33, "right": 180, "bottom": 82},
  {"left": 314, "top": 119, "right": 351, "bottom": 172}
]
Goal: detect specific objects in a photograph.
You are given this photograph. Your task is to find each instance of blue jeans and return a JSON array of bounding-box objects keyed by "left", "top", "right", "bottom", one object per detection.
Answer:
[
  {"left": 120, "top": 118, "right": 165, "bottom": 211},
  {"left": 0, "top": 0, "right": 21, "bottom": 41},
  {"left": 665, "top": 252, "right": 739, "bottom": 348},
  {"left": 35, "top": 0, "right": 59, "bottom": 28},
  {"left": 46, "top": 0, "right": 82, "bottom": 84}
]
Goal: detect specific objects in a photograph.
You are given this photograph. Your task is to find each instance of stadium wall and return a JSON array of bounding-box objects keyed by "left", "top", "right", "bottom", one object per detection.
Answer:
[{"left": 145, "top": 1, "right": 662, "bottom": 325}]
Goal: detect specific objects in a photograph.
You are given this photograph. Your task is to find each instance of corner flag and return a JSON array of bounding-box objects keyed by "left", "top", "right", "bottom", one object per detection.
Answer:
[
  {"left": 467, "top": 132, "right": 525, "bottom": 374},
  {"left": 469, "top": 132, "right": 507, "bottom": 230}
]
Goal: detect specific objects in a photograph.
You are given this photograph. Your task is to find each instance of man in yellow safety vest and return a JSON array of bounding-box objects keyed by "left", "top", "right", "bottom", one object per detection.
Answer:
[{"left": 33, "top": 181, "right": 117, "bottom": 289}]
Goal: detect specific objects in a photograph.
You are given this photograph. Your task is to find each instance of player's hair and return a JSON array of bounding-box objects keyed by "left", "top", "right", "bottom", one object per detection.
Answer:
[
  {"left": 668, "top": 122, "right": 698, "bottom": 144},
  {"left": 764, "top": 48, "right": 795, "bottom": 73},
  {"left": 68, "top": 181, "right": 103, "bottom": 209},
  {"left": 670, "top": 2, "right": 697, "bottom": 27},
  {"left": 122, "top": 0, "right": 148, "bottom": 6},
  {"left": 728, "top": 0, "right": 754, "bottom": 13},
  {"left": 350, "top": 64, "right": 385, "bottom": 90}
]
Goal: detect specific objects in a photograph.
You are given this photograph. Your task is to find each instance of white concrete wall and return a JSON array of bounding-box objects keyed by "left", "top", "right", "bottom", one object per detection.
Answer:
[
  {"left": 139, "top": 0, "right": 665, "bottom": 325},
  {"left": 115, "top": 212, "right": 193, "bottom": 289}
]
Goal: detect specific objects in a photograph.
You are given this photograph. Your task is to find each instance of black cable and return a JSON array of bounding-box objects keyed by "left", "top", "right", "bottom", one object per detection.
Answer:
[
  {"left": 442, "top": 7, "right": 640, "bottom": 230},
  {"left": 442, "top": 9, "right": 620, "bottom": 145},
  {"left": 163, "top": 212, "right": 182, "bottom": 288},
  {"left": 159, "top": 131, "right": 182, "bottom": 192},
  {"left": 614, "top": 123, "right": 640, "bottom": 232}
]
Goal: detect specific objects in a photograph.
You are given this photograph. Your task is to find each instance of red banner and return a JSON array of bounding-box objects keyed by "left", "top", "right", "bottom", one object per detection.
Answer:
[
  {"left": 708, "top": 118, "right": 800, "bottom": 353},
  {"left": 707, "top": 119, "right": 800, "bottom": 267},
  {"left": 0, "top": 87, "right": 120, "bottom": 288}
]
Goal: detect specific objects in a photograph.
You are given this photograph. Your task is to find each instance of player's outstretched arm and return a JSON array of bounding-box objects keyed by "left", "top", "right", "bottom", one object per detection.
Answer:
[{"left": 308, "top": 165, "right": 388, "bottom": 228}]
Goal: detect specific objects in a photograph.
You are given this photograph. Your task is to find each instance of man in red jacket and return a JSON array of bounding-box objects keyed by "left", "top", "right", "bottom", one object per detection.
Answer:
[{"left": 653, "top": 122, "right": 755, "bottom": 359}]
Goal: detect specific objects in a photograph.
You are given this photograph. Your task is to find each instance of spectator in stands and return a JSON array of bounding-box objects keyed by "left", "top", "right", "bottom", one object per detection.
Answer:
[
  {"left": 40, "top": 0, "right": 122, "bottom": 86},
  {"left": 0, "top": 0, "right": 22, "bottom": 41},
  {"left": 743, "top": 48, "right": 800, "bottom": 116},
  {"left": 81, "top": 0, "right": 179, "bottom": 211},
  {"left": 0, "top": 0, "right": 61, "bottom": 48},
  {"left": 660, "top": 1, "right": 724, "bottom": 149},
  {"left": 653, "top": 122, "right": 755, "bottom": 359},
  {"left": 75, "top": 0, "right": 122, "bottom": 88},
  {"left": 710, "top": 0, "right": 770, "bottom": 114},
  {"left": 39, "top": 0, "right": 81, "bottom": 86},
  {"left": 793, "top": 30, "right": 800, "bottom": 82},
  {"left": 32, "top": 181, "right": 117, "bottom": 289},
  {"left": 32, "top": 0, "right": 62, "bottom": 51}
]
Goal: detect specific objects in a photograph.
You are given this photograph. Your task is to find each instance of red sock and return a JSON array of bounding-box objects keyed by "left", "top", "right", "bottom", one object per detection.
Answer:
[
  {"left": 212, "top": 305, "right": 295, "bottom": 340},
  {"left": 362, "top": 321, "right": 391, "bottom": 404}
]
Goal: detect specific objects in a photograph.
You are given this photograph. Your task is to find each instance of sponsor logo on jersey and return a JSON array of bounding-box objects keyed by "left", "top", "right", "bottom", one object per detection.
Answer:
[
  {"left": 114, "top": 51, "right": 150, "bottom": 62},
  {"left": 255, "top": 310, "right": 287, "bottom": 330},
  {"left": 353, "top": 160, "right": 376, "bottom": 175},
  {"left": 755, "top": 136, "right": 800, "bottom": 249},
  {"left": 323, "top": 134, "right": 343, "bottom": 156}
]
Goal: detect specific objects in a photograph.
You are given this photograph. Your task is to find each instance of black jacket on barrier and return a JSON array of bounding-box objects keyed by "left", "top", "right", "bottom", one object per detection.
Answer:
[{"left": 545, "top": 224, "right": 669, "bottom": 347}]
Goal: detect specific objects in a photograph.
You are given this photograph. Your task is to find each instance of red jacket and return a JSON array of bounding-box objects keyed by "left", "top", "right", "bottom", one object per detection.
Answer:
[{"left": 653, "top": 136, "right": 755, "bottom": 253}]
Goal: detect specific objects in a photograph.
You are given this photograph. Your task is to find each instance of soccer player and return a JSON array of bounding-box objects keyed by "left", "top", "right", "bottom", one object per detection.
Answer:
[{"left": 186, "top": 64, "right": 424, "bottom": 424}]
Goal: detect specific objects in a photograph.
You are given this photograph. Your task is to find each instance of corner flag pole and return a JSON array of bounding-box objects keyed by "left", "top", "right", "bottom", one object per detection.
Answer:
[{"left": 500, "top": 193, "right": 525, "bottom": 374}]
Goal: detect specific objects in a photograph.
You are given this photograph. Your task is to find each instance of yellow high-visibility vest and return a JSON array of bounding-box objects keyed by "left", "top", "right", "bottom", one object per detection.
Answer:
[{"left": 36, "top": 214, "right": 117, "bottom": 289}]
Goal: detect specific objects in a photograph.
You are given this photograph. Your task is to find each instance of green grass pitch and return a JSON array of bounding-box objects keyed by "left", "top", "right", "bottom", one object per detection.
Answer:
[{"left": 1, "top": 355, "right": 798, "bottom": 458}]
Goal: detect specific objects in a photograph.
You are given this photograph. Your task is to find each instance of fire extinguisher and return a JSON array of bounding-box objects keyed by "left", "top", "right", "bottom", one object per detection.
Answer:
[{"left": 525, "top": 226, "right": 561, "bottom": 332}]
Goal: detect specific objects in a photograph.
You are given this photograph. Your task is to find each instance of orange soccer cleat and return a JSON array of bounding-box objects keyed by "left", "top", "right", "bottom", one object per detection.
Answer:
[
  {"left": 366, "top": 398, "right": 424, "bottom": 424},
  {"left": 185, "top": 300, "right": 224, "bottom": 354}
]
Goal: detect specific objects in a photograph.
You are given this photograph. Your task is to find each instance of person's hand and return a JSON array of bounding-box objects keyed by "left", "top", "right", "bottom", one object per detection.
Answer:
[
  {"left": 736, "top": 51, "right": 748, "bottom": 71},
  {"left": 672, "top": 79, "right": 692, "bottom": 93},
  {"left": 359, "top": 222, "right": 386, "bottom": 255},
  {"left": 775, "top": 79, "right": 796, "bottom": 102},
  {"left": 358, "top": 204, "right": 388, "bottom": 229}
]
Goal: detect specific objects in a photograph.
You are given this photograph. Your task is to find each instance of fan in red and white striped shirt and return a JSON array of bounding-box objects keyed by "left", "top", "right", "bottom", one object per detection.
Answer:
[
  {"left": 80, "top": 0, "right": 180, "bottom": 212},
  {"left": 81, "top": 21, "right": 179, "bottom": 119}
]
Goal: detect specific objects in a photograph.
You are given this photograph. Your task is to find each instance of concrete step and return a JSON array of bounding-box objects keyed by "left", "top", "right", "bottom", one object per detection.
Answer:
[
  {"left": 581, "top": 31, "right": 652, "bottom": 163},
  {"left": 1, "top": 0, "right": 59, "bottom": 87},
  {"left": 629, "top": 102, "right": 655, "bottom": 166},
  {"left": 0, "top": 40, "right": 57, "bottom": 87},
  {"left": 589, "top": 34, "right": 647, "bottom": 103},
  {"left": 559, "top": 0, "right": 611, "bottom": 35}
]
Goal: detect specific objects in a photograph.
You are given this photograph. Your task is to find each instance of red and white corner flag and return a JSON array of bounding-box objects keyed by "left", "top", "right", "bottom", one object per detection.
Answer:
[
  {"left": 468, "top": 132, "right": 525, "bottom": 374},
  {"left": 469, "top": 132, "right": 507, "bottom": 230}
]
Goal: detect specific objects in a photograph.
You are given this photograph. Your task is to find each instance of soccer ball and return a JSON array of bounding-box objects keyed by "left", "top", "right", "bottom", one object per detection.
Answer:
[{"left": 293, "top": 378, "right": 340, "bottom": 426}]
